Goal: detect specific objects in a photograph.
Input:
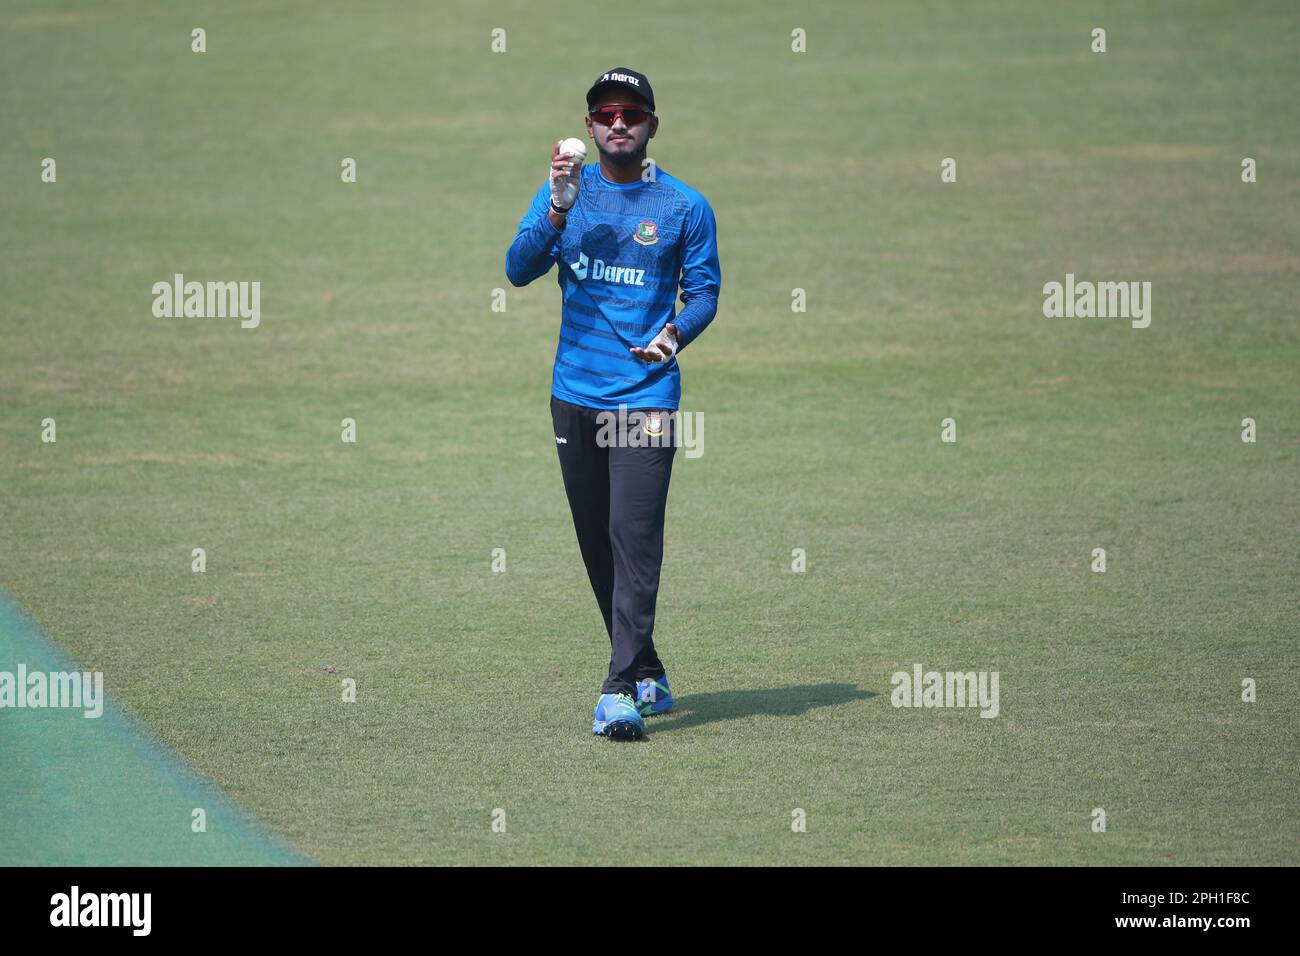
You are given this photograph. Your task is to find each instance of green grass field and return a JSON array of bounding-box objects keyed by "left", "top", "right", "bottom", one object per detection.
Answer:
[{"left": 2, "top": 0, "right": 1297, "bottom": 865}]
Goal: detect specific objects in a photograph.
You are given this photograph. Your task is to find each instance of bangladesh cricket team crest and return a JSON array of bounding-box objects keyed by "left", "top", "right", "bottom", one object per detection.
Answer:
[
  {"left": 644, "top": 411, "right": 664, "bottom": 437},
  {"left": 633, "top": 220, "right": 659, "bottom": 246}
]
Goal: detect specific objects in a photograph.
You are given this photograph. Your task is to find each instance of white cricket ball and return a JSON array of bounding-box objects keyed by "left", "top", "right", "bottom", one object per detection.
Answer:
[{"left": 559, "top": 137, "right": 587, "bottom": 163}]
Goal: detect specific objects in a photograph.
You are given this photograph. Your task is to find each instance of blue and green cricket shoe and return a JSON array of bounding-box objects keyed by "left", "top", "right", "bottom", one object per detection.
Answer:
[
  {"left": 592, "top": 692, "right": 645, "bottom": 740},
  {"left": 635, "top": 674, "right": 673, "bottom": 717}
]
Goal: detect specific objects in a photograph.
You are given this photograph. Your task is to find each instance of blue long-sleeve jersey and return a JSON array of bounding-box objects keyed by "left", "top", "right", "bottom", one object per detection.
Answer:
[{"left": 505, "top": 163, "right": 720, "bottom": 411}]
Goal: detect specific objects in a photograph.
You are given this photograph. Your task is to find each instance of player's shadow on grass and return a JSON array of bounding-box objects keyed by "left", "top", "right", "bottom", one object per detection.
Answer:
[{"left": 648, "top": 683, "right": 875, "bottom": 734}]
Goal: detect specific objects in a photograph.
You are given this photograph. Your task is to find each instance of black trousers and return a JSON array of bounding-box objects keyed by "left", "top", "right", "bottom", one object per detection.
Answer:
[{"left": 550, "top": 395, "right": 676, "bottom": 696}]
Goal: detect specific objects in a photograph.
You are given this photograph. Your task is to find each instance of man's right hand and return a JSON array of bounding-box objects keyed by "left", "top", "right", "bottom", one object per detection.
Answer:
[{"left": 549, "top": 140, "right": 581, "bottom": 212}]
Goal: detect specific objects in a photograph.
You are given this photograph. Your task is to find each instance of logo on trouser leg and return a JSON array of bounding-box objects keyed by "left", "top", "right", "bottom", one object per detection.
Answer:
[
  {"left": 593, "top": 405, "right": 704, "bottom": 458},
  {"left": 596, "top": 406, "right": 671, "bottom": 449}
]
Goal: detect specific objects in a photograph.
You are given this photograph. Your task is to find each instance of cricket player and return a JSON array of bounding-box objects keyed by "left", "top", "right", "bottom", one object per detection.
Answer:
[{"left": 505, "top": 67, "right": 721, "bottom": 740}]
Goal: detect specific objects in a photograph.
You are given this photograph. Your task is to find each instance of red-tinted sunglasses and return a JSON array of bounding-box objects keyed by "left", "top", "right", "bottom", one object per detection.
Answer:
[{"left": 588, "top": 104, "right": 654, "bottom": 127}]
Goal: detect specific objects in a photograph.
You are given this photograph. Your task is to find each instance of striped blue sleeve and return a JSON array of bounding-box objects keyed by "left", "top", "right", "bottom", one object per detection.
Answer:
[
  {"left": 505, "top": 181, "right": 562, "bottom": 287},
  {"left": 671, "top": 194, "right": 720, "bottom": 351}
]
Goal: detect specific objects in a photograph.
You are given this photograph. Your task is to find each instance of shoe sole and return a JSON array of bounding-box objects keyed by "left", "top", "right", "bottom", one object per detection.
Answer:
[{"left": 594, "top": 718, "right": 644, "bottom": 741}]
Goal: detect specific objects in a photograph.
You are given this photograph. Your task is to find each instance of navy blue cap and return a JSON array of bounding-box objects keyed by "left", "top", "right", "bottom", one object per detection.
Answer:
[{"left": 586, "top": 67, "right": 655, "bottom": 112}]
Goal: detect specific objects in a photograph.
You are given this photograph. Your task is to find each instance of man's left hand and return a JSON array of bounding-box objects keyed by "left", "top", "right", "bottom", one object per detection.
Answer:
[{"left": 630, "top": 323, "right": 678, "bottom": 363}]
